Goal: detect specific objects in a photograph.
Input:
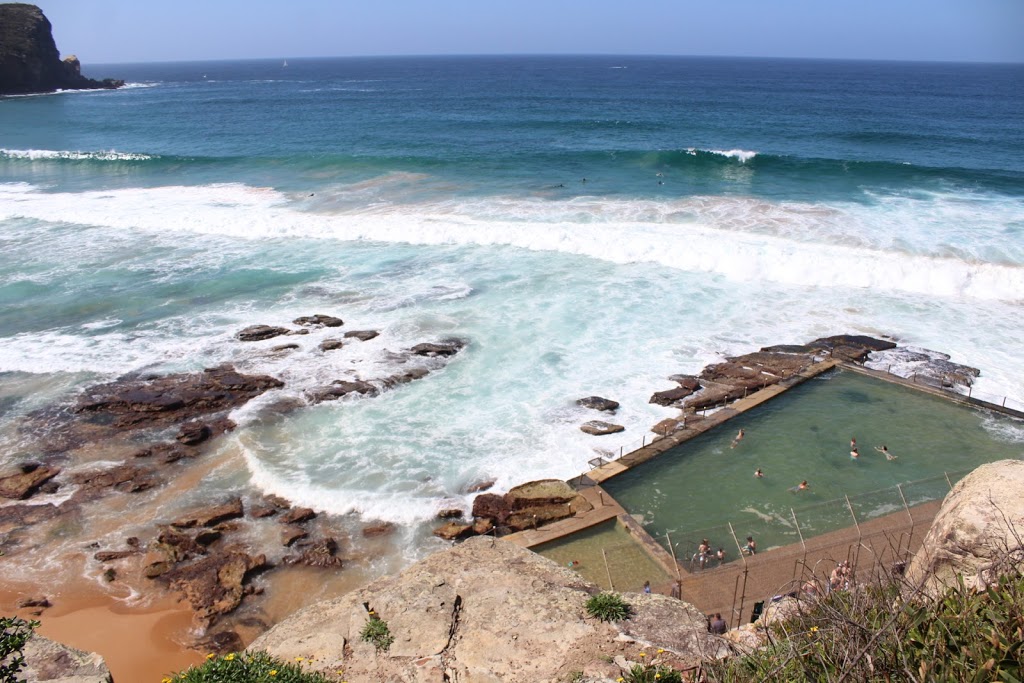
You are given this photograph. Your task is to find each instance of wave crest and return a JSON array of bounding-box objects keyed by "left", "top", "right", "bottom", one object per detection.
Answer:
[{"left": 1, "top": 148, "right": 155, "bottom": 162}]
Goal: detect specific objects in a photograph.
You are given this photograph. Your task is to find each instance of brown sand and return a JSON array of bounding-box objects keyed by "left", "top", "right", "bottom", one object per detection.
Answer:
[{"left": 2, "top": 581, "right": 203, "bottom": 682}]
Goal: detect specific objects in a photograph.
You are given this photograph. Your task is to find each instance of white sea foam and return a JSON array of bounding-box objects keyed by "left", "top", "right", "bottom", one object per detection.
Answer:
[
  {"left": 707, "top": 148, "right": 758, "bottom": 163},
  {"left": 0, "top": 148, "right": 154, "bottom": 161},
  {"left": 2, "top": 182, "right": 1022, "bottom": 303}
]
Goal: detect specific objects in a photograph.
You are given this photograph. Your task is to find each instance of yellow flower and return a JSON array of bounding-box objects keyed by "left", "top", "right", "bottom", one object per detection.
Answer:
[
  {"left": 224, "top": 653, "right": 235, "bottom": 661},
  {"left": 655, "top": 675, "right": 661, "bottom": 680},
  {"left": 657, "top": 648, "right": 665, "bottom": 653},
  {"left": 810, "top": 626, "right": 819, "bottom": 633},
  {"left": 295, "top": 656, "right": 304, "bottom": 662},
  {"left": 639, "top": 652, "right": 646, "bottom": 657},
  {"left": 269, "top": 671, "right": 277, "bottom": 677},
  {"left": 162, "top": 678, "right": 172, "bottom": 683},
  {"left": 617, "top": 678, "right": 624, "bottom": 682},
  {"left": 205, "top": 653, "right": 215, "bottom": 660}
]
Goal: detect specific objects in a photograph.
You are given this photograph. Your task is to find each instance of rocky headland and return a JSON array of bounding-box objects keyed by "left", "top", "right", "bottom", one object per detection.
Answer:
[{"left": 0, "top": 3, "right": 123, "bottom": 95}]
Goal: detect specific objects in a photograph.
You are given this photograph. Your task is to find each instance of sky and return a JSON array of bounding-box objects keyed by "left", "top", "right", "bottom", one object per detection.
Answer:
[{"left": 31, "top": 0, "right": 1024, "bottom": 65}]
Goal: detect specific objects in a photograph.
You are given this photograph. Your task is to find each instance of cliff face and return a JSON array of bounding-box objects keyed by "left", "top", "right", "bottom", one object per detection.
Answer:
[
  {"left": 251, "top": 537, "right": 727, "bottom": 682},
  {"left": 0, "top": 3, "right": 123, "bottom": 95}
]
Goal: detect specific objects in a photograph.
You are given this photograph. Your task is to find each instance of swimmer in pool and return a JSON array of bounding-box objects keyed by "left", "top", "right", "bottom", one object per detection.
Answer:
[
  {"left": 875, "top": 445, "right": 897, "bottom": 460},
  {"left": 731, "top": 429, "right": 745, "bottom": 449}
]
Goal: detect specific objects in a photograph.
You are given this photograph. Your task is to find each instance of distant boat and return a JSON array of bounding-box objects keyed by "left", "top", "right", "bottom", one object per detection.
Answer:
[{"left": 282, "top": 60, "right": 288, "bottom": 67}]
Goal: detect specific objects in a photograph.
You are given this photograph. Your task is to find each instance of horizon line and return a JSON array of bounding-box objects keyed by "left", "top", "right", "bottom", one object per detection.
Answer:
[{"left": 90, "top": 52, "right": 1024, "bottom": 68}]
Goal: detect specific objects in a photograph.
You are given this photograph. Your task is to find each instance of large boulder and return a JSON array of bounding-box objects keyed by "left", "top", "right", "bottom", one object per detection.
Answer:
[
  {"left": 236, "top": 324, "right": 291, "bottom": 342},
  {"left": 250, "top": 537, "right": 725, "bottom": 682},
  {"left": 905, "top": 460, "right": 1024, "bottom": 598},
  {"left": 0, "top": 4, "right": 123, "bottom": 95},
  {"left": 19, "top": 633, "right": 112, "bottom": 683}
]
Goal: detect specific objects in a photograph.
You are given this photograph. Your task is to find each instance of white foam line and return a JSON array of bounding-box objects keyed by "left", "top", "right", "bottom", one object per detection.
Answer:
[{"left": 2, "top": 182, "right": 1023, "bottom": 302}]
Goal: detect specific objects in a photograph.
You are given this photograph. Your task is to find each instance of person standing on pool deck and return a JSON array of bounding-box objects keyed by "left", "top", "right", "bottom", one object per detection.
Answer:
[{"left": 731, "top": 428, "right": 745, "bottom": 448}]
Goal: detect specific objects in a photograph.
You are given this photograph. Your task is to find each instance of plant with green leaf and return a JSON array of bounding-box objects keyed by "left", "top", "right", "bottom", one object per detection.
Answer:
[
  {"left": 168, "top": 650, "right": 332, "bottom": 683},
  {"left": 703, "top": 557, "right": 1024, "bottom": 682},
  {"left": 621, "top": 663, "right": 684, "bottom": 683},
  {"left": 359, "top": 611, "right": 394, "bottom": 652},
  {"left": 1, "top": 616, "right": 38, "bottom": 683},
  {"left": 585, "top": 592, "right": 631, "bottom": 622}
]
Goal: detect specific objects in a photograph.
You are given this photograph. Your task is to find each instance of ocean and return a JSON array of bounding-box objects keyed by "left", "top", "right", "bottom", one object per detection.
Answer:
[{"left": 2, "top": 55, "right": 1023, "bottom": 572}]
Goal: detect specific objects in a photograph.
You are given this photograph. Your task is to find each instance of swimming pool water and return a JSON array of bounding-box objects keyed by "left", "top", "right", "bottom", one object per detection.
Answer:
[{"left": 602, "top": 370, "right": 1024, "bottom": 553}]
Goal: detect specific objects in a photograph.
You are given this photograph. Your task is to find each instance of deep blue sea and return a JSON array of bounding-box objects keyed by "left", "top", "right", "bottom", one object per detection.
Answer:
[{"left": 1, "top": 56, "right": 1023, "bottom": 568}]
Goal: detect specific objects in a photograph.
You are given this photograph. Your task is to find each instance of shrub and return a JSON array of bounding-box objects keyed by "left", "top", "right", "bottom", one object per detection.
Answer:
[
  {"left": 622, "top": 663, "right": 684, "bottom": 683},
  {"left": 359, "top": 611, "right": 394, "bottom": 652},
  {"left": 1, "top": 617, "right": 37, "bottom": 683},
  {"left": 703, "top": 565, "right": 1024, "bottom": 682},
  {"left": 585, "top": 592, "right": 631, "bottom": 622},
  {"left": 168, "top": 650, "right": 332, "bottom": 683}
]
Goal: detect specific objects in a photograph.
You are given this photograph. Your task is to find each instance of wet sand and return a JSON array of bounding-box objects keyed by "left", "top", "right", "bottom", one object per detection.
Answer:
[{"left": 2, "top": 581, "right": 204, "bottom": 681}]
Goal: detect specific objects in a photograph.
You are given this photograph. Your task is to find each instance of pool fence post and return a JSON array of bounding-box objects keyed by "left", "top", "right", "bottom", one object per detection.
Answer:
[
  {"left": 642, "top": 435, "right": 646, "bottom": 448},
  {"left": 944, "top": 471, "right": 953, "bottom": 490},
  {"left": 601, "top": 548, "right": 614, "bottom": 592},
  {"left": 665, "top": 531, "right": 681, "bottom": 582},
  {"left": 728, "top": 522, "right": 749, "bottom": 627},
  {"left": 896, "top": 483, "right": 914, "bottom": 560},
  {"left": 845, "top": 495, "right": 862, "bottom": 568},
  {"left": 791, "top": 508, "right": 807, "bottom": 583}
]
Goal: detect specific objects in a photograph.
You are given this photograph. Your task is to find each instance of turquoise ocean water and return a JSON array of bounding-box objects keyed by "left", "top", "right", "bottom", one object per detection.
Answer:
[{"left": 1, "top": 56, "right": 1023, "bottom": 568}]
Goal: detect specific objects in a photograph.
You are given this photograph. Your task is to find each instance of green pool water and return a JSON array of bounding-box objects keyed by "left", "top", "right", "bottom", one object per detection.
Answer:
[
  {"left": 602, "top": 369, "right": 1024, "bottom": 557},
  {"left": 533, "top": 518, "right": 672, "bottom": 592}
]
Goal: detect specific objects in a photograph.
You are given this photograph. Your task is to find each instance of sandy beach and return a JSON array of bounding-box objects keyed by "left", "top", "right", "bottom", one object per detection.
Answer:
[{"left": 2, "top": 580, "right": 203, "bottom": 681}]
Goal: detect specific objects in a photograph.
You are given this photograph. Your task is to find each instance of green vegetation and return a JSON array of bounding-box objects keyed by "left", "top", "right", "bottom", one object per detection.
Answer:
[
  {"left": 704, "top": 567, "right": 1024, "bottom": 682},
  {"left": 585, "top": 592, "right": 631, "bottom": 622},
  {"left": 622, "top": 663, "right": 685, "bottom": 682},
  {"left": 359, "top": 611, "right": 394, "bottom": 652},
  {"left": 1, "top": 617, "right": 37, "bottom": 683},
  {"left": 167, "top": 650, "right": 332, "bottom": 683}
]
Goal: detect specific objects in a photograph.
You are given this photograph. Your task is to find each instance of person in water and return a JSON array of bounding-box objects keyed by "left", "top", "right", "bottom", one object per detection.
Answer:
[
  {"left": 742, "top": 536, "right": 757, "bottom": 555},
  {"left": 731, "top": 428, "right": 745, "bottom": 449},
  {"left": 875, "top": 445, "right": 897, "bottom": 460},
  {"left": 754, "top": 468, "right": 764, "bottom": 478},
  {"left": 850, "top": 437, "right": 857, "bottom": 449},
  {"left": 798, "top": 480, "right": 809, "bottom": 490},
  {"left": 850, "top": 446, "right": 859, "bottom": 459}
]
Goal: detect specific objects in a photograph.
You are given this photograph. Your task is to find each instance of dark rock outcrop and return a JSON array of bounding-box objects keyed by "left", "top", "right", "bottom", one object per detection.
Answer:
[
  {"left": 293, "top": 314, "right": 343, "bottom": 328},
  {"left": 236, "top": 325, "right": 291, "bottom": 342},
  {"left": 284, "top": 537, "right": 344, "bottom": 568},
  {"left": 344, "top": 330, "right": 379, "bottom": 341},
  {"left": 469, "top": 479, "right": 593, "bottom": 534},
  {"left": 318, "top": 338, "right": 344, "bottom": 352},
  {"left": 171, "top": 498, "right": 244, "bottom": 529},
  {"left": 0, "top": 4, "right": 123, "bottom": 95},
  {"left": 73, "top": 365, "right": 283, "bottom": 431},
  {"left": 576, "top": 396, "right": 619, "bottom": 412},
  {"left": 410, "top": 339, "right": 466, "bottom": 357},
  {"left": 161, "top": 548, "right": 267, "bottom": 626},
  {"left": 0, "top": 463, "right": 60, "bottom": 499}
]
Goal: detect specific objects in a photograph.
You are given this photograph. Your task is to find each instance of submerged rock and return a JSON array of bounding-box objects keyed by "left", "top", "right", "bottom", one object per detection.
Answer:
[
  {"left": 580, "top": 420, "right": 625, "bottom": 436},
  {"left": 319, "top": 338, "right": 345, "bottom": 351},
  {"left": 410, "top": 339, "right": 466, "bottom": 357},
  {"left": 162, "top": 549, "right": 267, "bottom": 626}
]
